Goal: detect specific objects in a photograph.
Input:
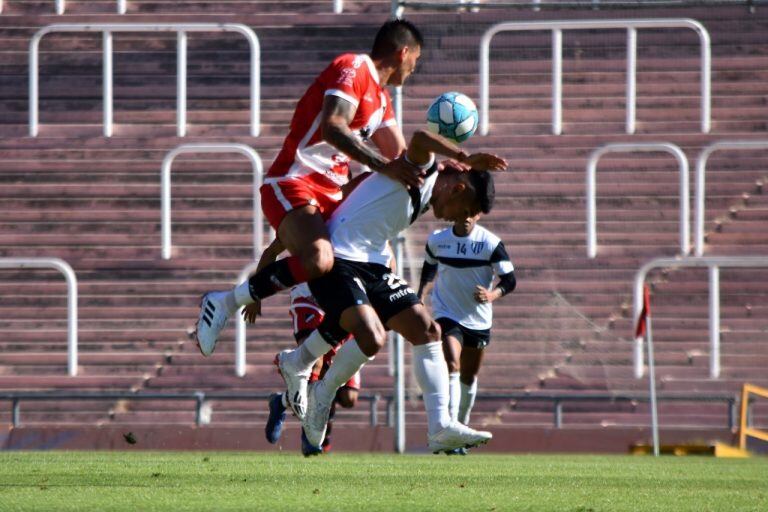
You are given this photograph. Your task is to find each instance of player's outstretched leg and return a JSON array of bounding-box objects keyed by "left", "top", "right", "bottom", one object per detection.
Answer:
[
  {"left": 386, "top": 305, "right": 492, "bottom": 453},
  {"left": 265, "top": 393, "right": 287, "bottom": 444}
]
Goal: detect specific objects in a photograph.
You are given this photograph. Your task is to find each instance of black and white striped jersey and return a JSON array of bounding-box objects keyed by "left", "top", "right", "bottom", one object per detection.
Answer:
[
  {"left": 328, "top": 155, "right": 437, "bottom": 266},
  {"left": 425, "top": 224, "right": 514, "bottom": 330}
]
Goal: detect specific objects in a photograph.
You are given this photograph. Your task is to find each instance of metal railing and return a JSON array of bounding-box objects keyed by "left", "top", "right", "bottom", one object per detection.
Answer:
[
  {"left": 694, "top": 140, "right": 768, "bottom": 257},
  {"left": 0, "top": 258, "right": 78, "bottom": 377},
  {"left": 30, "top": 23, "right": 260, "bottom": 137},
  {"left": 234, "top": 261, "right": 260, "bottom": 378},
  {"left": 479, "top": 19, "right": 711, "bottom": 136},
  {"left": 1, "top": 391, "right": 382, "bottom": 428},
  {"left": 0, "top": 1, "right": 127, "bottom": 14},
  {"left": 633, "top": 256, "right": 768, "bottom": 379},
  {"left": 161, "top": 143, "right": 264, "bottom": 261},
  {"left": 1, "top": 390, "right": 739, "bottom": 430},
  {"left": 587, "top": 142, "right": 690, "bottom": 258}
]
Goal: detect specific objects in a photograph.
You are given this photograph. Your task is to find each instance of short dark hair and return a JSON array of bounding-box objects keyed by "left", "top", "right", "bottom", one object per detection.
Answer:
[
  {"left": 467, "top": 170, "right": 495, "bottom": 214},
  {"left": 371, "top": 19, "right": 423, "bottom": 60}
]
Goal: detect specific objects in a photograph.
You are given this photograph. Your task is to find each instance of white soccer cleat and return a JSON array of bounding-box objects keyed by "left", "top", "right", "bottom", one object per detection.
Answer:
[
  {"left": 302, "top": 382, "right": 333, "bottom": 448},
  {"left": 427, "top": 422, "right": 492, "bottom": 454},
  {"left": 276, "top": 349, "right": 310, "bottom": 419},
  {"left": 194, "top": 291, "right": 231, "bottom": 356}
]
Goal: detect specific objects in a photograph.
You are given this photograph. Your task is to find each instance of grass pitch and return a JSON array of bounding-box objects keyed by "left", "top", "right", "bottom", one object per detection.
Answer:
[{"left": 0, "top": 451, "right": 766, "bottom": 511}]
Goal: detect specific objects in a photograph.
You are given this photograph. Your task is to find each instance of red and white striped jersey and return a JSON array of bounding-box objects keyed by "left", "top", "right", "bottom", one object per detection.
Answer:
[{"left": 267, "top": 53, "right": 396, "bottom": 189}]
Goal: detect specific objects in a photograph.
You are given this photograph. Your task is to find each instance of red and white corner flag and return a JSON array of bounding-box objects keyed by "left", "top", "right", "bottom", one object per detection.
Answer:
[{"left": 635, "top": 284, "right": 651, "bottom": 339}]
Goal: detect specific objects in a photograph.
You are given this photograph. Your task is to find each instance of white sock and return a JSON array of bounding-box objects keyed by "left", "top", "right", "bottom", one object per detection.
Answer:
[
  {"left": 281, "top": 392, "right": 288, "bottom": 408},
  {"left": 412, "top": 342, "right": 451, "bottom": 436},
  {"left": 448, "top": 372, "right": 460, "bottom": 423},
  {"left": 316, "top": 339, "right": 372, "bottom": 403},
  {"left": 458, "top": 379, "right": 477, "bottom": 425},
  {"left": 285, "top": 330, "right": 334, "bottom": 372},
  {"left": 233, "top": 282, "right": 254, "bottom": 307}
]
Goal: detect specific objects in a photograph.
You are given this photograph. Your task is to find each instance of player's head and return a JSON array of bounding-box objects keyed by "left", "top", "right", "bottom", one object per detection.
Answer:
[
  {"left": 431, "top": 163, "right": 495, "bottom": 222},
  {"left": 371, "top": 19, "right": 423, "bottom": 86}
]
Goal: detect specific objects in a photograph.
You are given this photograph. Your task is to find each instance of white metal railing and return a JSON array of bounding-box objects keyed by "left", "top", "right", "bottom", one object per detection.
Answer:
[
  {"left": 633, "top": 256, "right": 768, "bottom": 379},
  {"left": 695, "top": 140, "right": 768, "bottom": 257},
  {"left": 0, "top": 258, "right": 78, "bottom": 376},
  {"left": 235, "top": 262, "right": 259, "bottom": 377},
  {"left": 479, "top": 19, "right": 711, "bottom": 136},
  {"left": 30, "top": 23, "right": 260, "bottom": 137},
  {"left": 587, "top": 142, "right": 690, "bottom": 258},
  {"left": 0, "top": 1, "right": 127, "bottom": 14},
  {"left": 161, "top": 143, "right": 264, "bottom": 261}
]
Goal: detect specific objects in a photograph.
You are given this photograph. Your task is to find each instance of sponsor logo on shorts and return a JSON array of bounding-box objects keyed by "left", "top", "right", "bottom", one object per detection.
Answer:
[{"left": 388, "top": 287, "right": 415, "bottom": 302}]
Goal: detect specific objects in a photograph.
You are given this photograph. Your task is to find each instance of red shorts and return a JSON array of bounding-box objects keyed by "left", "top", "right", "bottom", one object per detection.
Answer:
[
  {"left": 289, "top": 288, "right": 361, "bottom": 391},
  {"left": 260, "top": 176, "right": 343, "bottom": 231}
]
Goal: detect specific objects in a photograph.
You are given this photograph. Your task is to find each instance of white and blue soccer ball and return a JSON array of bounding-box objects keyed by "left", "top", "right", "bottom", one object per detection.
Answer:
[{"left": 426, "top": 92, "right": 479, "bottom": 143}]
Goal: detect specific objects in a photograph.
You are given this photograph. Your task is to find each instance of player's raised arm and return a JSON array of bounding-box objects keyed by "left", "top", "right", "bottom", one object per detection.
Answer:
[{"left": 406, "top": 129, "right": 508, "bottom": 172}]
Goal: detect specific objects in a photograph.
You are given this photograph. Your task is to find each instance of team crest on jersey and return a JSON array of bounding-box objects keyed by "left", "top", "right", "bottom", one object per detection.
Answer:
[
  {"left": 337, "top": 68, "right": 356, "bottom": 87},
  {"left": 471, "top": 241, "right": 485, "bottom": 254}
]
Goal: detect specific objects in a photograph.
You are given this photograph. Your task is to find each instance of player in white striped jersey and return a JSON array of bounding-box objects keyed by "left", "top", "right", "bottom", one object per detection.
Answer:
[
  {"left": 418, "top": 214, "right": 516, "bottom": 453},
  {"left": 276, "top": 129, "right": 507, "bottom": 453}
]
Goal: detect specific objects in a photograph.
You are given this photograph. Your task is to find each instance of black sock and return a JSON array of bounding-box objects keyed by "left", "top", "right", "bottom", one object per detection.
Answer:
[{"left": 247, "top": 259, "right": 297, "bottom": 300}]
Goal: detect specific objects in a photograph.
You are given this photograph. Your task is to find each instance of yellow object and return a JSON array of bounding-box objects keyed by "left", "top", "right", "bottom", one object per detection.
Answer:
[
  {"left": 630, "top": 443, "right": 749, "bottom": 457},
  {"left": 740, "top": 383, "right": 768, "bottom": 452}
]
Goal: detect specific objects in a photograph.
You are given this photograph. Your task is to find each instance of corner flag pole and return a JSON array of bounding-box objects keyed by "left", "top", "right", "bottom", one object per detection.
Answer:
[{"left": 636, "top": 284, "right": 660, "bottom": 456}]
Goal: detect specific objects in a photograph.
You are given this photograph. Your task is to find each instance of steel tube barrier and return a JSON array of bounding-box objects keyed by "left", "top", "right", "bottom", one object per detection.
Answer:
[
  {"left": 1, "top": 391, "right": 738, "bottom": 429},
  {"left": 30, "top": 23, "right": 260, "bottom": 137},
  {"left": 161, "top": 143, "right": 264, "bottom": 261},
  {"left": 479, "top": 19, "right": 711, "bottom": 135},
  {"left": 235, "top": 261, "right": 260, "bottom": 378},
  {"left": 694, "top": 140, "right": 768, "bottom": 257},
  {"left": 0, "top": 1, "right": 128, "bottom": 14},
  {"left": 0, "top": 258, "right": 78, "bottom": 376},
  {"left": 633, "top": 256, "right": 768, "bottom": 379},
  {"left": 1, "top": 392, "right": 383, "bottom": 428},
  {"left": 587, "top": 142, "right": 690, "bottom": 258}
]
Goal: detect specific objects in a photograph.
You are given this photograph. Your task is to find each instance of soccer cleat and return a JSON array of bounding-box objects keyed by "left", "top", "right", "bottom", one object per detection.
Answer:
[
  {"left": 445, "top": 447, "right": 468, "bottom": 456},
  {"left": 276, "top": 350, "right": 310, "bottom": 419},
  {"left": 427, "top": 422, "right": 492, "bottom": 454},
  {"left": 300, "top": 428, "right": 323, "bottom": 457},
  {"left": 265, "top": 393, "right": 287, "bottom": 444},
  {"left": 302, "top": 382, "right": 333, "bottom": 448},
  {"left": 194, "top": 291, "right": 231, "bottom": 356}
]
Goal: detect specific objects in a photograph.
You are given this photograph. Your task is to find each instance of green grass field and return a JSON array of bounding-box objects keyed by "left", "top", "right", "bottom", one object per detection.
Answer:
[{"left": 1, "top": 452, "right": 766, "bottom": 511}]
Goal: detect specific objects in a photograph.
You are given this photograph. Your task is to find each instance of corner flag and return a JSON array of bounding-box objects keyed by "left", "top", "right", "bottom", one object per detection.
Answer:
[{"left": 635, "top": 284, "right": 651, "bottom": 339}]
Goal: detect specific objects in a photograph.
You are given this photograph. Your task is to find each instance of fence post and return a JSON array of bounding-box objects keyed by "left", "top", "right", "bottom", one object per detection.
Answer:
[
  {"left": 709, "top": 265, "right": 720, "bottom": 378},
  {"left": 554, "top": 400, "right": 563, "bottom": 428},
  {"left": 194, "top": 392, "right": 205, "bottom": 426},
  {"left": 11, "top": 398, "right": 20, "bottom": 427},
  {"left": 370, "top": 394, "right": 380, "bottom": 427}
]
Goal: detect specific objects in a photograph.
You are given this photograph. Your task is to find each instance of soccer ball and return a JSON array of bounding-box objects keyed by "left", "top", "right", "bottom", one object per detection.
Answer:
[{"left": 426, "top": 92, "right": 479, "bottom": 143}]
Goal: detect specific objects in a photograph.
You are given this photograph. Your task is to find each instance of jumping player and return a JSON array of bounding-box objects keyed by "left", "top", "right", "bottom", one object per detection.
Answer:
[
  {"left": 417, "top": 214, "right": 516, "bottom": 452},
  {"left": 195, "top": 19, "right": 426, "bottom": 356},
  {"left": 276, "top": 129, "right": 507, "bottom": 453}
]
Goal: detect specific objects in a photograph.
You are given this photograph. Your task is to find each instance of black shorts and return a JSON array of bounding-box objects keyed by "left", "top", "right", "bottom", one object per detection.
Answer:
[
  {"left": 436, "top": 317, "right": 491, "bottom": 349},
  {"left": 308, "top": 258, "right": 420, "bottom": 343}
]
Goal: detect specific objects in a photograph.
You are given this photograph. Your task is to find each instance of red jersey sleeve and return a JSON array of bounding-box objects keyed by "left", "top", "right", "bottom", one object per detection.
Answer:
[{"left": 321, "top": 54, "right": 370, "bottom": 108}]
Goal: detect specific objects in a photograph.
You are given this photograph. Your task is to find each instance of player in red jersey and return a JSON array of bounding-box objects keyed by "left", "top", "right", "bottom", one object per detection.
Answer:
[{"left": 195, "top": 19, "right": 426, "bottom": 356}]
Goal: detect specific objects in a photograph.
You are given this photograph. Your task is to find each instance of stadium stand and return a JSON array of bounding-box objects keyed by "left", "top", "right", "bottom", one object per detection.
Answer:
[{"left": 0, "top": 1, "right": 766, "bottom": 448}]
